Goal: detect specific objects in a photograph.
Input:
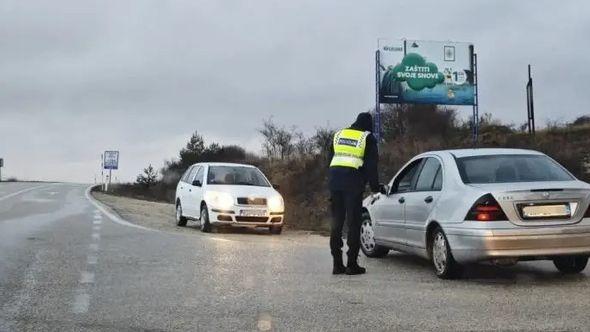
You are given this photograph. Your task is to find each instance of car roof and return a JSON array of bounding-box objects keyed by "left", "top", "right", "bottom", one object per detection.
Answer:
[
  {"left": 192, "top": 162, "right": 256, "bottom": 168},
  {"left": 424, "top": 148, "right": 544, "bottom": 158}
]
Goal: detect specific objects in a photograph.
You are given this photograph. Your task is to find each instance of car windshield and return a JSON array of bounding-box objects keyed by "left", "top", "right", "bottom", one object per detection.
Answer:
[
  {"left": 456, "top": 154, "right": 574, "bottom": 184},
  {"left": 207, "top": 166, "right": 270, "bottom": 187}
]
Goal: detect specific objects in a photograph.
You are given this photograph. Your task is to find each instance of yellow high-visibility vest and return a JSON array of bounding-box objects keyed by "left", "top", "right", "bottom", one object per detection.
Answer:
[{"left": 329, "top": 128, "right": 370, "bottom": 169}]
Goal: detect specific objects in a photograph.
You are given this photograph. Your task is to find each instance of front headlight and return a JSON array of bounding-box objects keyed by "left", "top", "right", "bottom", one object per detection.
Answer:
[
  {"left": 204, "top": 191, "right": 234, "bottom": 210},
  {"left": 268, "top": 195, "right": 284, "bottom": 213}
]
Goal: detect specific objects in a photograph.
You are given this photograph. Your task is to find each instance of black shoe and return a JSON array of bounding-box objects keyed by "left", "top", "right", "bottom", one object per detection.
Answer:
[
  {"left": 332, "top": 255, "right": 346, "bottom": 275},
  {"left": 345, "top": 264, "right": 366, "bottom": 275},
  {"left": 333, "top": 264, "right": 346, "bottom": 275}
]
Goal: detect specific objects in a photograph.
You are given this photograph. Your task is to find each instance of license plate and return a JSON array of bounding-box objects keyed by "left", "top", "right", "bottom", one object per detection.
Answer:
[
  {"left": 240, "top": 209, "right": 267, "bottom": 217},
  {"left": 522, "top": 204, "right": 571, "bottom": 219}
]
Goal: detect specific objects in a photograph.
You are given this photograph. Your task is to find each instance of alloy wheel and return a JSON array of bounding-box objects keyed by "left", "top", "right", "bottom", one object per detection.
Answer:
[
  {"left": 360, "top": 219, "right": 376, "bottom": 253},
  {"left": 432, "top": 232, "right": 448, "bottom": 274}
]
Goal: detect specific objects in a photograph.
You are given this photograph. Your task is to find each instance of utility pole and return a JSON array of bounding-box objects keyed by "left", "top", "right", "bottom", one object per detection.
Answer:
[
  {"left": 0, "top": 158, "right": 3, "bottom": 182},
  {"left": 526, "top": 64, "right": 536, "bottom": 135},
  {"left": 101, "top": 154, "right": 105, "bottom": 191}
]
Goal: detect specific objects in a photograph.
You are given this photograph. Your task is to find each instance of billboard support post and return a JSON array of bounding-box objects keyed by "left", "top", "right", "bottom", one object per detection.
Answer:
[
  {"left": 472, "top": 51, "right": 479, "bottom": 146},
  {"left": 526, "top": 64, "right": 535, "bottom": 135},
  {"left": 375, "top": 50, "right": 381, "bottom": 142}
]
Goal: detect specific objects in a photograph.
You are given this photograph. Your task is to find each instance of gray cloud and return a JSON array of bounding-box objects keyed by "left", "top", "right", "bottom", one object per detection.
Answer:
[{"left": 1, "top": 0, "right": 589, "bottom": 182}]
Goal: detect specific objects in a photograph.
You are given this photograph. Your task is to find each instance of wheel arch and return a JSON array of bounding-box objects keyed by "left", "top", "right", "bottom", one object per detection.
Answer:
[{"left": 425, "top": 220, "right": 443, "bottom": 260}]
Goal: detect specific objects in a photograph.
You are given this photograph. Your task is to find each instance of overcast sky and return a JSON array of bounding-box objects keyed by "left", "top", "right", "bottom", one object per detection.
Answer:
[{"left": 1, "top": 0, "right": 589, "bottom": 183}]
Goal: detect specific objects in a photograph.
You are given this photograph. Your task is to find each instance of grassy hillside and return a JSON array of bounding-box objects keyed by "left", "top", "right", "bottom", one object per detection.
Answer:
[{"left": 106, "top": 107, "right": 590, "bottom": 232}]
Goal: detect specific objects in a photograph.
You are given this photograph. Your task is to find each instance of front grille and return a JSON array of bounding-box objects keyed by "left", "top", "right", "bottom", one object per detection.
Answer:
[
  {"left": 235, "top": 216, "right": 269, "bottom": 223},
  {"left": 237, "top": 197, "right": 267, "bottom": 206}
]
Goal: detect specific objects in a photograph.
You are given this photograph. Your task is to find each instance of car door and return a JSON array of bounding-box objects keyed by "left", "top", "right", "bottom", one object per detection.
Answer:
[
  {"left": 177, "top": 166, "right": 194, "bottom": 210},
  {"left": 403, "top": 157, "right": 444, "bottom": 249},
  {"left": 187, "top": 165, "right": 205, "bottom": 218},
  {"left": 373, "top": 159, "right": 423, "bottom": 246},
  {"left": 183, "top": 166, "right": 200, "bottom": 217}
]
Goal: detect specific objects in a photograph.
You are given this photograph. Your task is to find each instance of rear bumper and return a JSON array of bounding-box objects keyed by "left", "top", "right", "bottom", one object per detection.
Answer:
[{"left": 446, "top": 227, "right": 590, "bottom": 263}]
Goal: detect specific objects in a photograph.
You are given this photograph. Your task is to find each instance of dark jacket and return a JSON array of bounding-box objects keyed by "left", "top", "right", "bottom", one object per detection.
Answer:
[{"left": 328, "top": 113, "right": 379, "bottom": 193}]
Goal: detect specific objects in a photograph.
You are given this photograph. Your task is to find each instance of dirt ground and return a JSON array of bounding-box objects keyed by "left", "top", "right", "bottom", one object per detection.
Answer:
[{"left": 91, "top": 191, "right": 327, "bottom": 245}]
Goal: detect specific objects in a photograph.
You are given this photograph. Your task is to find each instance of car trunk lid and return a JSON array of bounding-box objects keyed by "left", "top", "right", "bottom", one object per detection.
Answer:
[{"left": 467, "top": 181, "right": 590, "bottom": 226}]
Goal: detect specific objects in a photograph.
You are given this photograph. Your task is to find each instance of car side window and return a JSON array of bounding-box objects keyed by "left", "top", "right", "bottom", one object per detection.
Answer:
[
  {"left": 415, "top": 158, "right": 442, "bottom": 191},
  {"left": 193, "top": 166, "right": 204, "bottom": 184},
  {"left": 432, "top": 167, "right": 443, "bottom": 191},
  {"left": 186, "top": 166, "right": 199, "bottom": 183},
  {"left": 181, "top": 167, "right": 193, "bottom": 183},
  {"left": 392, "top": 159, "right": 423, "bottom": 193}
]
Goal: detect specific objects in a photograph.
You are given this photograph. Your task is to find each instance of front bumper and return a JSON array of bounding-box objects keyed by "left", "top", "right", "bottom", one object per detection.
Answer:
[
  {"left": 209, "top": 208, "right": 284, "bottom": 228},
  {"left": 445, "top": 225, "right": 590, "bottom": 264}
]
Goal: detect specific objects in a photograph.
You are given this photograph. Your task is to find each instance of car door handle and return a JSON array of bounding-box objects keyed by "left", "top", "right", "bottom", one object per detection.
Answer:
[
  {"left": 424, "top": 196, "right": 433, "bottom": 203},
  {"left": 398, "top": 197, "right": 405, "bottom": 204}
]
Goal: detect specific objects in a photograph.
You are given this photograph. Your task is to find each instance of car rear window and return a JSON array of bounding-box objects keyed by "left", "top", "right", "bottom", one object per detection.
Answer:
[{"left": 456, "top": 154, "right": 574, "bottom": 184}]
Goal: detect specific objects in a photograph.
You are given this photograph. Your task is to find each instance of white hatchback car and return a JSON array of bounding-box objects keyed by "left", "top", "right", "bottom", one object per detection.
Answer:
[{"left": 175, "top": 162, "right": 285, "bottom": 234}]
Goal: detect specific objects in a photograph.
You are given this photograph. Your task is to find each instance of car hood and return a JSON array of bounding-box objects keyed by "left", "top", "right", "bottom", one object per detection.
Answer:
[{"left": 205, "top": 184, "right": 280, "bottom": 198}]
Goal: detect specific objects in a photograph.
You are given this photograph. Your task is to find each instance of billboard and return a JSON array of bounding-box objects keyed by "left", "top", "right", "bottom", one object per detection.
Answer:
[
  {"left": 103, "top": 151, "right": 119, "bottom": 170},
  {"left": 378, "top": 39, "right": 475, "bottom": 105}
]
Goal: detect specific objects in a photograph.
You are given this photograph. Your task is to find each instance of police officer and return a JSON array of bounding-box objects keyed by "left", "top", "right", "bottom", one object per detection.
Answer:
[{"left": 328, "top": 112, "right": 380, "bottom": 275}]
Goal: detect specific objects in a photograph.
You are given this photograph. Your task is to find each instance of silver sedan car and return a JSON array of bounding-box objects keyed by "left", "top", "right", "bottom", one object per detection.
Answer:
[{"left": 361, "top": 148, "right": 590, "bottom": 279}]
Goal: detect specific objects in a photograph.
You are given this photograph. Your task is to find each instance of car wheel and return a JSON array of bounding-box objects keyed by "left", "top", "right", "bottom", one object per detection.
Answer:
[
  {"left": 430, "top": 227, "right": 462, "bottom": 279},
  {"left": 360, "top": 214, "right": 389, "bottom": 258},
  {"left": 176, "top": 202, "right": 187, "bottom": 227},
  {"left": 200, "top": 205, "right": 212, "bottom": 233},
  {"left": 270, "top": 226, "right": 282, "bottom": 235},
  {"left": 553, "top": 255, "right": 589, "bottom": 274}
]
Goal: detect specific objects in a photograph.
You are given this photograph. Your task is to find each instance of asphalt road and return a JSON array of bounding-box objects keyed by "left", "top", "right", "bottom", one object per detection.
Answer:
[{"left": 1, "top": 182, "right": 590, "bottom": 331}]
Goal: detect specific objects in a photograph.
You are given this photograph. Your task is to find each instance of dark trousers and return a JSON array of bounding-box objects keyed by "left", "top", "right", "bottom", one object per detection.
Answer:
[{"left": 330, "top": 190, "right": 363, "bottom": 264}]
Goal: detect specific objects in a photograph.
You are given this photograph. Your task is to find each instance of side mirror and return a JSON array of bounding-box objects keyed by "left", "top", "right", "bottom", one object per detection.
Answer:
[
  {"left": 272, "top": 184, "right": 281, "bottom": 190},
  {"left": 379, "top": 184, "right": 389, "bottom": 195},
  {"left": 192, "top": 180, "right": 202, "bottom": 187}
]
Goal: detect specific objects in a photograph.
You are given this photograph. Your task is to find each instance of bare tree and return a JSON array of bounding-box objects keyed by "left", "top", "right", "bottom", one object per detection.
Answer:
[{"left": 259, "top": 118, "right": 295, "bottom": 160}]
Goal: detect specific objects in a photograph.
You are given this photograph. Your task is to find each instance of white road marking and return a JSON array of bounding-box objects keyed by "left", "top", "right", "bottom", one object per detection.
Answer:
[
  {"left": 91, "top": 233, "right": 100, "bottom": 241},
  {"left": 93, "top": 219, "right": 102, "bottom": 225},
  {"left": 257, "top": 312, "right": 273, "bottom": 331},
  {"left": 85, "top": 186, "right": 153, "bottom": 231},
  {"left": 89, "top": 243, "right": 99, "bottom": 251},
  {"left": 93, "top": 214, "right": 102, "bottom": 220},
  {"left": 0, "top": 185, "right": 48, "bottom": 202},
  {"left": 92, "top": 225, "right": 101, "bottom": 231},
  {"left": 72, "top": 291, "right": 90, "bottom": 314},
  {"left": 80, "top": 271, "right": 95, "bottom": 284},
  {"left": 87, "top": 255, "right": 98, "bottom": 265}
]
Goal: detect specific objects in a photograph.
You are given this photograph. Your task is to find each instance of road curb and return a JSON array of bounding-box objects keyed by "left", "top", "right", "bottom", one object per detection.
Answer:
[{"left": 84, "top": 185, "right": 155, "bottom": 232}]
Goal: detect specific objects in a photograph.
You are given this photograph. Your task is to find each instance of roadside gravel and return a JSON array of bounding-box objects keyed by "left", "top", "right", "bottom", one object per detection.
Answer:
[{"left": 91, "top": 191, "right": 327, "bottom": 246}]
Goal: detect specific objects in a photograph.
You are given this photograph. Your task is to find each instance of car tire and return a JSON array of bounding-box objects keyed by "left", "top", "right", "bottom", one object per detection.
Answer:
[
  {"left": 430, "top": 227, "right": 463, "bottom": 279},
  {"left": 270, "top": 226, "right": 282, "bottom": 235},
  {"left": 553, "top": 255, "right": 589, "bottom": 274},
  {"left": 176, "top": 202, "right": 188, "bottom": 227},
  {"left": 360, "top": 213, "right": 389, "bottom": 258},
  {"left": 200, "top": 205, "right": 212, "bottom": 233}
]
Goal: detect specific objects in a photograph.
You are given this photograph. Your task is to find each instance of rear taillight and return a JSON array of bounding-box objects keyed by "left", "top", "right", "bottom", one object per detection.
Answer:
[{"left": 465, "top": 194, "right": 508, "bottom": 221}]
